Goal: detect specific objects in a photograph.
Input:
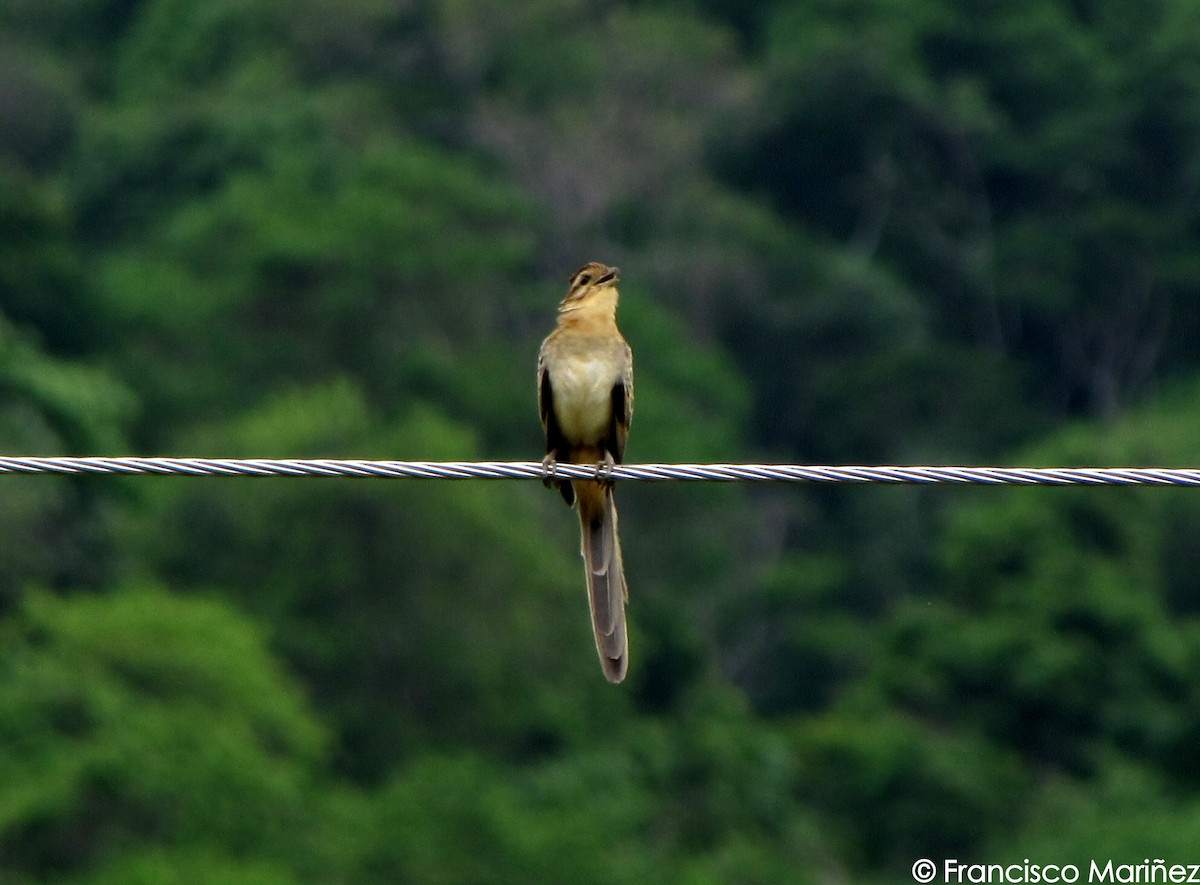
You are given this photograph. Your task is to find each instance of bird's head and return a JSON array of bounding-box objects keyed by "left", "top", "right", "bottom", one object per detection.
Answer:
[{"left": 560, "top": 262, "right": 620, "bottom": 311}]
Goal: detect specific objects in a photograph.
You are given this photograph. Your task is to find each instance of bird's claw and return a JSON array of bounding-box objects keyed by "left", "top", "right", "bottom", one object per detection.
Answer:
[
  {"left": 541, "top": 454, "right": 558, "bottom": 490},
  {"left": 596, "top": 453, "right": 616, "bottom": 489}
]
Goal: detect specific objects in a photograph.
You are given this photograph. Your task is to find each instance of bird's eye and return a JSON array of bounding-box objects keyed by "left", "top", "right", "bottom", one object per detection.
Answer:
[{"left": 576, "top": 273, "right": 591, "bottom": 287}]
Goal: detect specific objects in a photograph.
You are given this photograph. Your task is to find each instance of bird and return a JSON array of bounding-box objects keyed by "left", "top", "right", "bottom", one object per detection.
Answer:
[{"left": 537, "top": 262, "right": 634, "bottom": 683}]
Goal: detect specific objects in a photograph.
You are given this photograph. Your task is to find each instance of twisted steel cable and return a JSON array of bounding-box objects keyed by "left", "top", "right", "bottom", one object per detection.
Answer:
[{"left": 1, "top": 456, "right": 1199, "bottom": 486}]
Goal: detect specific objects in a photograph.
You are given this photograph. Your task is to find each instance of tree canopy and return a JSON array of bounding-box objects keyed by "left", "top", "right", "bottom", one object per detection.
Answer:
[{"left": 3, "top": 0, "right": 1200, "bottom": 880}]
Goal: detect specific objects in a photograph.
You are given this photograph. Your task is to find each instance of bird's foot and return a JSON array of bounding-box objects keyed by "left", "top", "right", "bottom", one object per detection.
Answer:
[
  {"left": 596, "top": 453, "right": 617, "bottom": 489},
  {"left": 541, "top": 454, "right": 558, "bottom": 490}
]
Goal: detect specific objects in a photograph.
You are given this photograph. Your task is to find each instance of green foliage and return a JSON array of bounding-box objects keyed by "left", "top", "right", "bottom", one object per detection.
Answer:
[
  {"left": 355, "top": 691, "right": 828, "bottom": 884},
  {"left": 117, "top": 380, "right": 621, "bottom": 777},
  {"left": 0, "top": 317, "right": 131, "bottom": 454},
  {"left": 796, "top": 709, "right": 1027, "bottom": 869},
  {"left": 0, "top": 171, "right": 133, "bottom": 601},
  {"left": 0, "top": 586, "right": 333, "bottom": 883},
  {"left": 998, "top": 760, "right": 1200, "bottom": 859},
  {"left": 90, "top": 130, "right": 534, "bottom": 436},
  {"left": 4, "top": 0, "right": 1200, "bottom": 879},
  {"left": 803, "top": 381, "right": 1200, "bottom": 870}
]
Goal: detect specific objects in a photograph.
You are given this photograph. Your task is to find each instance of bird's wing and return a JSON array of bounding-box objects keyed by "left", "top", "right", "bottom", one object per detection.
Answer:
[
  {"left": 537, "top": 347, "right": 566, "bottom": 457},
  {"left": 608, "top": 341, "right": 633, "bottom": 464}
]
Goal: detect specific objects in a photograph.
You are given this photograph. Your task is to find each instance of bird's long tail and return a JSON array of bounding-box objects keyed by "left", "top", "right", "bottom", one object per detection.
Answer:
[{"left": 575, "top": 479, "right": 628, "bottom": 683}]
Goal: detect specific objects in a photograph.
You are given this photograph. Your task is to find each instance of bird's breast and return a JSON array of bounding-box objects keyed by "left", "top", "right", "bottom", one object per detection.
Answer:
[{"left": 552, "top": 354, "right": 618, "bottom": 444}]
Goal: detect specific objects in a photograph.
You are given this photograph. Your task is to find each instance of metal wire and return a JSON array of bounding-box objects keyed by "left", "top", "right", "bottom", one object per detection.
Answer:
[{"left": 1, "top": 456, "right": 1199, "bottom": 486}]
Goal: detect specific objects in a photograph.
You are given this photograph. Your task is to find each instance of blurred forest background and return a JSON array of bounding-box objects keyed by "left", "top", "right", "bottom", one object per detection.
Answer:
[{"left": 4, "top": 0, "right": 1200, "bottom": 881}]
